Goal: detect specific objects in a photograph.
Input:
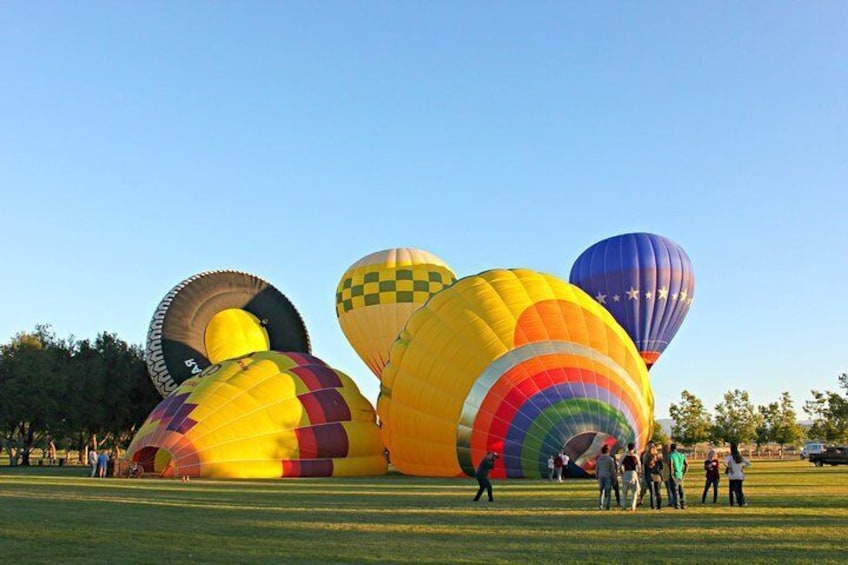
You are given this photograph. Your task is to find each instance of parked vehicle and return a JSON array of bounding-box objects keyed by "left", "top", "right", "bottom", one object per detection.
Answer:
[
  {"left": 808, "top": 446, "right": 848, "bottom": 467},
  {"left": 800, "top": 442, "right": 827, "bottom": 460}
]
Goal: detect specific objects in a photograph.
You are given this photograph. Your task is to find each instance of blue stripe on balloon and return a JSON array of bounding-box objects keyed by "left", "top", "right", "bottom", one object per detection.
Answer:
[{"left": 497, "top": 382, "right": 638, "bottom": 478}]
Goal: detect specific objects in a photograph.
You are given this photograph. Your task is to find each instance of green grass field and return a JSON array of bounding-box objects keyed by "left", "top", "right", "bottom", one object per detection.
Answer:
[{"left": 1, "top": 459, "right": 845, "bottom": 564}]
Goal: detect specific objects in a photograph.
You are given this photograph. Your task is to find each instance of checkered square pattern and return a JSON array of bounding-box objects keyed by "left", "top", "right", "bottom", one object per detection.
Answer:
[{"left": 336, "top": 266, "right": 456, "bottom": 315}]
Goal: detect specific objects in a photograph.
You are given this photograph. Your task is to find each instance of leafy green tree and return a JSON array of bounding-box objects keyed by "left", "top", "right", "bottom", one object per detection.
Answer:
[
  {"left": 668, "top": 390, "right": 711, "bottom": 446},
  {"left": 711, "top": 389, "right": 760, "bottom": 445},
  {"left": 0, "top": 326, "right": 70, "bottom": 465},
  {"left": 59, "top": 332, "right": 160, "bottom": 455},
  {"left": 755, "top": 402, "right": 776, "bottom": 448},
  {"left": 804, "top": 374, "right": 848, "bottom": 443},
  {"left": 768, "top": 392, "right": 804, "bottom": 451},
  {"left": 0, "top": 326, "right": 159, "bottom": 464}
]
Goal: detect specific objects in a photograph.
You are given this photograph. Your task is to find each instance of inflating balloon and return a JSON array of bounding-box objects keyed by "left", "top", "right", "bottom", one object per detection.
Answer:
[
  {"left": 569, "top": 233, "right": 695, "bottom": 369},
  {"left": 377, "top": 269, "right": 653, "bottom": 478},
  {"left": 127, "top": 351, "right": 386, "bottom": 478},
  {"left": 336, "top": 248, "right": 456, "bottom": 380},
  {"left": 146, "top": 271, "right": 310, "bottom": 397}
]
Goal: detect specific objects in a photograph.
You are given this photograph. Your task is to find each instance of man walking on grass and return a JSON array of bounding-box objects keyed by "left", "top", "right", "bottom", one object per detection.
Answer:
[{"left": 473, "top": 452, "right": 499, "bottom": 502}]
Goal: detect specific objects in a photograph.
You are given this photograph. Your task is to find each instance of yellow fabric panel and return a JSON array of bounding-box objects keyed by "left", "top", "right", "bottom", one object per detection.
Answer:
[
  {"left": 204, "top": 308, "right": 270, "bottom": 364},
  {"left": 329, "top": 455, "right": 388, "bottom": 476}
]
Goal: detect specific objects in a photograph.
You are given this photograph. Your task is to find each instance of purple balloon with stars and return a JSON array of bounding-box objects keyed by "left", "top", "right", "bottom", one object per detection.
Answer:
[{"left": 569, "top": 232, "right": 695, "bottom": 370}]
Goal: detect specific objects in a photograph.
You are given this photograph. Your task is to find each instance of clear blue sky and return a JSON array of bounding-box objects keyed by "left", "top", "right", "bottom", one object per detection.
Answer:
[{"left": 2, "top": 3, "right": 846, "bottom": 418}]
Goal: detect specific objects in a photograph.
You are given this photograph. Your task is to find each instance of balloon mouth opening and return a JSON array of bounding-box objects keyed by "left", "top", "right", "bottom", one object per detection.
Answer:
[
  {"left": 133, "top": 446, "right": 178, "bottom": 477},
  {"left": 563, "top": 432, "right": 620, "bottom": 476}
]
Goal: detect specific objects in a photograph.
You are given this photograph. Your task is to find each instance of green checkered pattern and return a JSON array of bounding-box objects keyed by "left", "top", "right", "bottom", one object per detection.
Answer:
[{"left": 336, "top": 265, "right": 456, "bottom": 316}]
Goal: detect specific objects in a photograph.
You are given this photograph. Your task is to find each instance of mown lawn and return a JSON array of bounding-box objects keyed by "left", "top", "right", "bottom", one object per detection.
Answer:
[{"left": 1, "top": 459, "right": 845, "bottom": 564}]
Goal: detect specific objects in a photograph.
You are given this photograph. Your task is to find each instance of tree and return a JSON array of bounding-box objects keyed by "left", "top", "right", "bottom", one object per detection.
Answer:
[
  {"left": 767, "top": 392, "right": 804, "bottom": 452},
  {"left": 804, "top": 374, "right": 848, "bottom": 443},
  {"left": 711, "top": 389, "right": 760, "bottom": 445},
  {"left": 59, "top": 332, "right": 160, "bottom": 455},
  {"left": 668, "top": 390, "right": 711, "bottom": 446},
  {"left": 0, "top": 326, "right": 160, "bottom": 465},
  {"left": 0, "top": 326, "right": 70, "bottom": 465}
]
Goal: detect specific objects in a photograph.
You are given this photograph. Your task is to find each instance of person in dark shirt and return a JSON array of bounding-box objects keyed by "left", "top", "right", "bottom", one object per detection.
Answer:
[
  {"left": 473, "top": 452, "right": 499, "bottom": 502},
  {"left": 702, "top": 449, "right": 720, "bottom": 504}
]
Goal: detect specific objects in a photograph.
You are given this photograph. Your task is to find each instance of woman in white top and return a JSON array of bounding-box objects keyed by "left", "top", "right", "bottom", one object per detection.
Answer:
[{"left": 724, "top": 443, "right": 751, "bottom": 507}]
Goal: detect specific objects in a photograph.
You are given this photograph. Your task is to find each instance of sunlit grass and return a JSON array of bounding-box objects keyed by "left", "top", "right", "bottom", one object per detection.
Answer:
[{"left": 1, "top": 460, "right": 846, "bottom": 563}]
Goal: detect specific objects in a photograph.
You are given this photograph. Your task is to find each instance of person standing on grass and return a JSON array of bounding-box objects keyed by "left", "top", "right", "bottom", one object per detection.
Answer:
[
  {"left": 611, "top": 455, "right": 622, "bottom": 507},
  {"left": 669, "top": 443, "right": 689, "bottom": 509},
  {"left": 702, "top": 449, "right": 721, "bottom": 504},
  {"left": 661, "top": 443, "right": 674, "bottom": 507},
  {"left": 547, "top": 455, "right": 555, "bottom": 481},
  {"left": 88, "top": 448, "right": 98, "bottom": 477},
  {"left": 560, "top": 451, "right": 570, "bottom": 480},
  {"left": 473, "top": 452, "right": 499, "bottom": 502},
  {"left": 637, "top": 442, "right": 654, "bottom": 507},
  {"left": 47, "top": 438, "right": 56, "bottom": 466},
  {"left": 596, "top": 445, "right": 617, "bottom": 510},
  {"left": 619, "top": 442, "right": 641, "bottom": 510},
  {"left": 554, "top": 451, "right": 564, "bottom": 482},
  {"left": 97, "top": 450, "right": 109, "bottom": 478},
  {"left": 647, "top": 444, "right": 664, "bottom": 510},
  {"left": 724, "top": 443, "right": 751, "bottom": 507}
]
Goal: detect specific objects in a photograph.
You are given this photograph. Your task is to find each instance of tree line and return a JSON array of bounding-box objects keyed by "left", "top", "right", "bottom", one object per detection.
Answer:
[
  {"left": 0, "top": 325, "right": 161, "bottom": 465},
  {"left": 3, "top": 325, "right": 846, "bottom": 464},
  {"left": 668, "top": 374, "right": 848, "bottom": 449}
]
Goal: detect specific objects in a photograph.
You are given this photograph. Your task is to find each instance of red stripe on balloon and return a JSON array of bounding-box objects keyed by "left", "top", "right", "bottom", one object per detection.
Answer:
[
  {"left": 291, "top": 365, "right": 343, "bottom": 390},
  {"left": 282, "top": 459, "right": 334, "bottom": 477},
  {"left": 299, "top": 389, "right": 352, "bottom": 424},
  {"left": 470, "top": 362, "right": 644, "bottom": 471}
]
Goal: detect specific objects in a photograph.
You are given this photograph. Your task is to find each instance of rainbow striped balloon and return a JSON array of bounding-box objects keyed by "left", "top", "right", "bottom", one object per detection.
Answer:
[{"left": 377, "top": 269, "right": 654, "bottom": 478}]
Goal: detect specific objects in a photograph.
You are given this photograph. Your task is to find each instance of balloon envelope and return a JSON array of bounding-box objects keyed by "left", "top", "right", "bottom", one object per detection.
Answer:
[
  {"left": 336, "top": 248, "right": 456, "bottom": 380},
  {"left": 127, "top": 351, "right": 386, "bottom": 478},
  {"left": 569, "top": 233, "right": 695, "bottom": 369},
  {"left": 377, "top": 269, "right": 653, "bottom": 478}
]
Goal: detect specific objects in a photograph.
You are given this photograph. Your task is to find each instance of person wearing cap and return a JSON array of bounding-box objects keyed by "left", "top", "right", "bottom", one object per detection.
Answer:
[{"left": 473, "top": 451, "right": 499, "bottom": 502}]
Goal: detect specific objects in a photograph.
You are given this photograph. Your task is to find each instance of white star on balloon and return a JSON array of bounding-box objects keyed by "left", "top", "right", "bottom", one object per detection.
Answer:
[
  {"left": 595, "top": 292, "right": 607, "bottom": 304},
  {"left": 671, "top": 293, "right": 678, "bottom": 301},
  {"left": 613, "top": 294, "right": 621, "bottom": 302},
  {"left": 658, "top": 287, "right": 669, "bottom": 299},
  {"left": 626, "top": 287, "right": 640, "bottom": 300},
  {"left": 645, "top": 291, "right": 653, "bottom": 299},
  {"left": 680, "top": 290, "right": 688, "bottom": 301}
]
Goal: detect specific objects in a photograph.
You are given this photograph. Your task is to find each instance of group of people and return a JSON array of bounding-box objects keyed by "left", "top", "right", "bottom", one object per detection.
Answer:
[
  {"left": 596, "top": 441, "right": 752, "bottom": 510},
  {"left": 546, "top": 451, "right": 571, "bottom": 482},
  {"left": 87, "top": 448, "right": 113, "bottom": 478},
  {"left": 471, "top": 442, "right": 752, "bottom": 508}
]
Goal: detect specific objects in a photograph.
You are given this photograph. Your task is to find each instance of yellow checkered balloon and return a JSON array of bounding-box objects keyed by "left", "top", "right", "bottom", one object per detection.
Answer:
[{"left": 336, "top": 248, "right": 456, "bottom": 380}]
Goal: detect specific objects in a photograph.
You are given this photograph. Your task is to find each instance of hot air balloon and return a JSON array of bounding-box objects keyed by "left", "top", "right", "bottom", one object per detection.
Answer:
[
  {"left": 335, "top": 248, "right": 456, "bottom": 380},
  {"left": 146, "top": 271, "right": 310, "bottom": 397},
  {"left": 569, "top": 233, "right": 695, "bottom": 369},
  {"left": 127, "top": 351, "right": 386, "bottom": 478},
  {"left": 377, "top": 269, "right": 653, "bottom": 478}
]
